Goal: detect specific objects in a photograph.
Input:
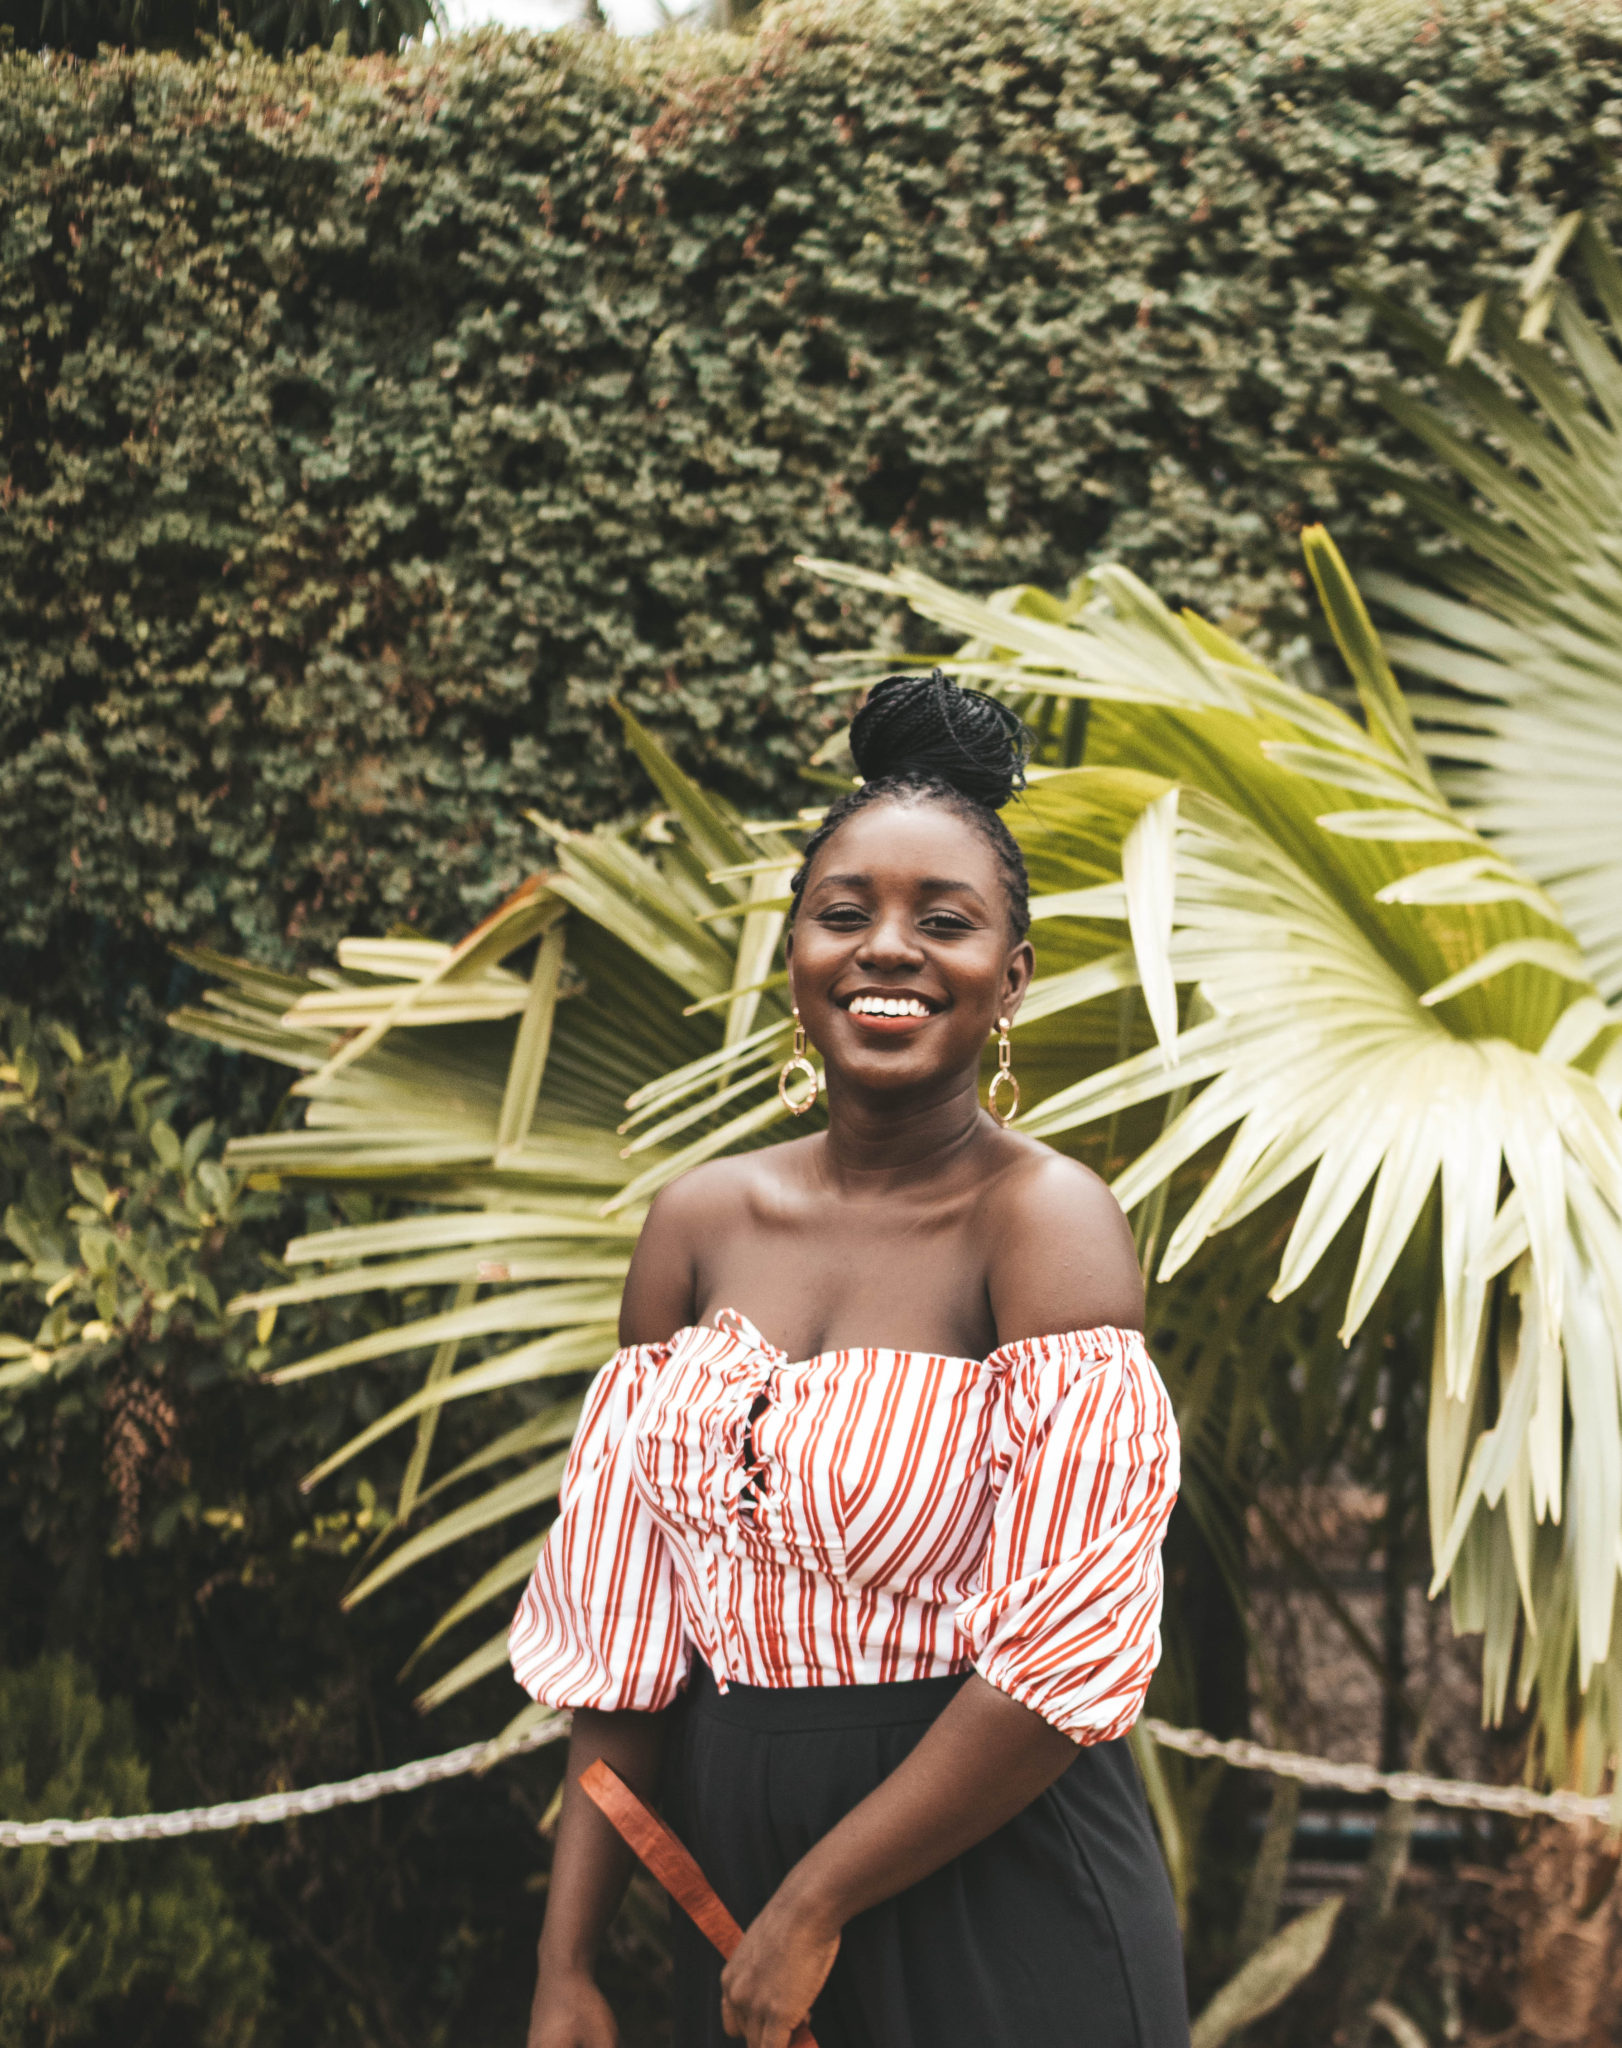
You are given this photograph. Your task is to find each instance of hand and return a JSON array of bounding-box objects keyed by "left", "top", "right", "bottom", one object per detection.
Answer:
[
  {"left": 527, "top": 1963, "right": 619, "bottom": 2048},
  {"left": 719, "top": 1880, "right": 841, "bottom": 2048}
]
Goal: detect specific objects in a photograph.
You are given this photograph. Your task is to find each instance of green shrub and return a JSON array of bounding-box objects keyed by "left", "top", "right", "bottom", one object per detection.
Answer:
[
  {"left": 0, "top": 1653, "right": 269, "bottom": 2048},
  {"left": 0, "top": 1001, "right": 287, "bottom": 1555},
  {"left": 0, "top": 1006, "right": 578, "bottom": 2044},
  {"left": 0, "top": 0, "right": 438, "bottom": 62},
  {"left": 4, "top": 0, "right": 1622, "bottom": 1005}
]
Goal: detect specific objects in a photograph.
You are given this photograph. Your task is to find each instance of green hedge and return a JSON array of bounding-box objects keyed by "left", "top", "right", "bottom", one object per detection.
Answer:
[
  {"left": 5, "top": 0, "right": 1622, "bottom": 990},
  {"left": 0, "top": 0, "right": 437, "bottom": 63}
]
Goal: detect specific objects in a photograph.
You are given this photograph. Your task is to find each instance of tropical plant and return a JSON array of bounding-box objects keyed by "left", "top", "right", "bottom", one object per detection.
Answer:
[
  {"left": 805, "top": 533, "right": 1622, "bottom": 1792},
  {"left": 174, "top": 513, "right": 1622, "bottom": 1802},
  {"left": 169, "top": 719, "right": 812, "bottom": 1739},
  {"left": 0, "top": 1653, "right": 269, "bottom": 2048},
  {"left": 175, "top": 510, "right": 1622, "bottom": 1804},
  {"left": 1354, "top": 213, "right": 1622, "bottom": 1005}
]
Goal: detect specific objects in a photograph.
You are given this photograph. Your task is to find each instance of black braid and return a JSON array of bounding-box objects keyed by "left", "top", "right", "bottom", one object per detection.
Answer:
[{"left": 789, "top": 670, "right": 1032, "bottom": 940}]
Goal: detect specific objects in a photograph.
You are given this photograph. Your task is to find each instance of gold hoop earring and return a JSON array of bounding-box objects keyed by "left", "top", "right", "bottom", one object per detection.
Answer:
[
  {"left": 778, "top": 1006, "right": 820, "bottom": 1116},
  {"left": 987, "top": 1016, "right": 1019, "bottom": 1126}
]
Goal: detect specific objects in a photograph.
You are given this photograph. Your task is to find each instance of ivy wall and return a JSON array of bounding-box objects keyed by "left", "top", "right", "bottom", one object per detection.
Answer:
[{"left": 5, "top": 0, "right": 1622, "bottom": 1005}]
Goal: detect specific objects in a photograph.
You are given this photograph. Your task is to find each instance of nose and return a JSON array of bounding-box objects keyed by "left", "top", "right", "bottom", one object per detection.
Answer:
[{"left": 856, "top": 906, "right": 926, "bottom": 971}]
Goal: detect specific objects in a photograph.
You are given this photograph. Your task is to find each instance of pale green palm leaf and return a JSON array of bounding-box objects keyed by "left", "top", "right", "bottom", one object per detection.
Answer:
[
  {"left": 170, "top": 717, "right": 808, "bottom": 1719},
  {"left": 807, "top": 531, "right": 1622, "bottom": 1785},
  {"left": 1354, "top": 218, "right": 1622, "bottom": 998}
]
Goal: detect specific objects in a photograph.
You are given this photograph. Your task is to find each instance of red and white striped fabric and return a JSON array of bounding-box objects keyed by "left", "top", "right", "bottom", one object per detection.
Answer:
[{"left": 508, "top": 1308, "right": 1178, "bottom": 1742}]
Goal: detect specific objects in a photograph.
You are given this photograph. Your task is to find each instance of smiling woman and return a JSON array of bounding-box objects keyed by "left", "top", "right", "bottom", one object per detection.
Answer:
[
  {"left": 780, "top": 674, "right": 1031, "bottom": 1139},
  {"left": 510, "top": 674, "right": 1186, "bottom": 2048}
]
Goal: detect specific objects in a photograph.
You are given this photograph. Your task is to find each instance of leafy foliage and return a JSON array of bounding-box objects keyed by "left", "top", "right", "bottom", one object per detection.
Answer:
[
  {"left": 169, "top": 714, "right": 810, "bottom": 1732},
  {"left": 0, "top": 1000, "right": 288, "bottom": 1549},
  {"left": 1358, "top": 217, "right": 1622, "bottom": 1002},
  {"left": 6, "top": 0, "right": 1622, "bottom": 1016},
  {"left": 815, "top": 533, "right": 1622, "bottom": 1789},
  {"left": 0, "top": 1653, "right": 269, "bottom": 2048},
  {"left": 0, "top": 1005, "right": 590, "bottom": 2047},
  {"left": 0, "top": 0, "right": 440, "bottom": 58}
]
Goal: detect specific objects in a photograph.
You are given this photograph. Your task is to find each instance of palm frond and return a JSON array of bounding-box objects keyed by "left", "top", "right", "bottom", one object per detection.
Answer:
[
  {"left": 170, "top": 717, "right": 809, "bottom": 1720},
  {"left": 806, "top": 530, "right": 1622, "bottom": 1786},
  {"left": 1354, "top": 216, "right": 1622, "bottom": 999},
  {"left": 184, "top": 530, "right": 1622, "bottom": 1788}
]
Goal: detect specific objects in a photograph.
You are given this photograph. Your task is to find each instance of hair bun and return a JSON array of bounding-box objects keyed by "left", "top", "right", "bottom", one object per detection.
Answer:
[{"left": 848, "top": 670, "right": 1030, "bottom": 810}]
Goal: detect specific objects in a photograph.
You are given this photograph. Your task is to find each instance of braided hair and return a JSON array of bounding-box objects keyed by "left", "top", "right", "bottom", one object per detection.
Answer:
[{"left": 789, "top": 670, "right": 1032, "bottom": 939}]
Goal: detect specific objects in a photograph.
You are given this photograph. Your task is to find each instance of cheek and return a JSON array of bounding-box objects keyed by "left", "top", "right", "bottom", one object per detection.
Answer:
[
  {"left": 941, "top": 940, "right": 1014, "bottom": 997},
  {"left": 787, "top": 924, "right": 849, "bottom": 986}
]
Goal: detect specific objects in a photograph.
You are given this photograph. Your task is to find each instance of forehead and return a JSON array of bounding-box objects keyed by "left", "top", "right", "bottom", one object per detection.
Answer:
[{"left": 804, "top": 795, "right": 999, "bottom": 893}]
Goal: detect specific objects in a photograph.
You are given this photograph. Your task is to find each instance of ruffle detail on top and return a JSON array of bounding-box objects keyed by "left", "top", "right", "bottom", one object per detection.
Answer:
[{"left": 508, "top": 1314, "right": 1178, "bottom": 1741}]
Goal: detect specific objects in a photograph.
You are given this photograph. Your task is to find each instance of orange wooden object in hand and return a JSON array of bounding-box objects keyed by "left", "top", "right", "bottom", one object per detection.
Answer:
[{"left": 579, "top": 1758, "right": 819, "bottom": 2048}]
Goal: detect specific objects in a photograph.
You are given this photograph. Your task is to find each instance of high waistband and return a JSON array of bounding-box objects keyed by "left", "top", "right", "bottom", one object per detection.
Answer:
[{"left": 683, "top": 1661, "right": 969, "bottom": 1733}]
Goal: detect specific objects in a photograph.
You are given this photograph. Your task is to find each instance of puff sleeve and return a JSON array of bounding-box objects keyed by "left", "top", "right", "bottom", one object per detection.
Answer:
[
  {"left": 957, "top": 1326, "right": 1179, "bottom": 1743},
  {"left": 508, "top": 1342, "right": 693, "bottom": 1712}
]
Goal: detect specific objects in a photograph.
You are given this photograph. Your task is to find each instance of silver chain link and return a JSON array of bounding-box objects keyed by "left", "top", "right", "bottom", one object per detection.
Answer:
[{"left": 1, "top": 1711, "right": 1612, "bottom": 1848}]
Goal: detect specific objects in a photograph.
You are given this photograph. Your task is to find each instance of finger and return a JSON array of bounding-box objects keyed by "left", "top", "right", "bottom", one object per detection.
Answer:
[{"left": 719, "top": 1992, "right": 744, "bottom": 2040}]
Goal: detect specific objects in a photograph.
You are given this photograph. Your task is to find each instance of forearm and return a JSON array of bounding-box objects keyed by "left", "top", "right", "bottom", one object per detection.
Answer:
[
  {"left": 780, "top": 1675, "right": 1078, "bottom": 1929},
  {"left": 537, "top": 1707, "right": 669, "bottom": 1974}
]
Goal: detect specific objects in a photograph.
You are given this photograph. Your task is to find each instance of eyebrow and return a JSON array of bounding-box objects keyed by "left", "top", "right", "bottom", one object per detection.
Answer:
[{"left": 813, "top": 870, "right": 991, "bottom": 906}]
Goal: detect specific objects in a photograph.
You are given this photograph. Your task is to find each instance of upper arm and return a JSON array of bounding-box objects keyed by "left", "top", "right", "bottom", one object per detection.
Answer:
[
  {"left": 618, "top": 1176, "right": 703, "bottom": 1347},
  {"left": 986, "top": 1152, "right": 1145, "bottom": 1346}
]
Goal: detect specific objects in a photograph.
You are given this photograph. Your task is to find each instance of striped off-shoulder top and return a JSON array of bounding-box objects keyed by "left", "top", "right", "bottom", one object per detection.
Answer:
[{"left": 508, "top": 1307, "right": 1179, "bottom": 1742}]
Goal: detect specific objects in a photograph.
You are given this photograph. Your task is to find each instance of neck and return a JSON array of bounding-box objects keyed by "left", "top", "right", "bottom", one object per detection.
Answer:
[{"left": 817, "top": 1068, "right": 989, "bottom": 1192}]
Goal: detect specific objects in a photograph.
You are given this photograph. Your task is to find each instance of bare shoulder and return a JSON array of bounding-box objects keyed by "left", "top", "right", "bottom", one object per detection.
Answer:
[
  {"left": 998, "top": 1143, "right": 1131, "bottom": 1240},
  {"left": 619, "top": 1158, "right": 740, "bottom": 1345},
  {"left": 984, "top": 1137, "right": 1146, "bottom": 1345},
  {"left": 617, "top": 1148, "right": 797, "bottom": 1345}
]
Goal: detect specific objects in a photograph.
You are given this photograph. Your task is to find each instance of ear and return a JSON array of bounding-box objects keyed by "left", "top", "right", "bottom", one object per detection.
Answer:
[{"left": 999, "top": 938, "right": 1035, "bottom": 1022}]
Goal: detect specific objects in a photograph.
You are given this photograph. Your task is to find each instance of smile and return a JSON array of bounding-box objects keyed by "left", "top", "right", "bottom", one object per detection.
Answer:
[
  {"left": 834, "top": 988, "right": 944, "bottom": 1036},
  {"left": 847, "top": 996, "right": 935, "bottom": 1018}
]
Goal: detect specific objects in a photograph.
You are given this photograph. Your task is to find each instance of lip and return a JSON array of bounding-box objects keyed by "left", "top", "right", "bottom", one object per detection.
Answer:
[{"left": 835, "top": 987, "right": 944, "bottom": 1037}]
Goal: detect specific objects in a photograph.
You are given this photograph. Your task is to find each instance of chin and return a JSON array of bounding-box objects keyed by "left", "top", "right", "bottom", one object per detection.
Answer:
[{"left": 845, "top": 1053, "right": 951, "bottom": 1093}]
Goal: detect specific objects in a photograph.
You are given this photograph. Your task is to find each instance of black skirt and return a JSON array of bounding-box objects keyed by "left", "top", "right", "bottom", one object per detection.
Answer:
[{"left": 663, "top": 1664, "right": 1190, "bottom": 2048}]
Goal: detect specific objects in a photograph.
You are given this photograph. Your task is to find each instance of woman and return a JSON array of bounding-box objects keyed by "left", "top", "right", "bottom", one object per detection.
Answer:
[{"left": 511, "top": 673, "right": 1187, "bottom": 2048}]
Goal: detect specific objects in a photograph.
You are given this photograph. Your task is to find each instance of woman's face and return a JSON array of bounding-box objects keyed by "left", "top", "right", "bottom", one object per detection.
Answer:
[{"left": 787, "top": 797, "right": 1033, "bottom": 1104}]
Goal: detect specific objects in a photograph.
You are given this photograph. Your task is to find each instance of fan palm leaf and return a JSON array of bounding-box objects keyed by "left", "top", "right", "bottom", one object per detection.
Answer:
[
  {"left": 805, "top": 532, "right": 1622, "bottom": 1786},
  {"left": 172, "top": 713, "right": 810, "bottom": 1726},
  {"left": 183, "top": 533, "right": 1622, "bottom": 1786},
  {"left": 1353, "top": 215, "right": 1622, "bottom": 1000}
]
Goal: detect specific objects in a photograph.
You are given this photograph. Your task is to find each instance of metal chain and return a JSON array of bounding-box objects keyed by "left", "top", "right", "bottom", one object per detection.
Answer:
[{"left": 2, "top": 1711, "right": 1612, "bottom": 1848}]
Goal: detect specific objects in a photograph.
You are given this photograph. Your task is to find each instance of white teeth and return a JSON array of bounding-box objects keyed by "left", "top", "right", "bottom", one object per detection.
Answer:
[{"left": 849, "top": 996, "right": 931, "bottom": 1018}]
